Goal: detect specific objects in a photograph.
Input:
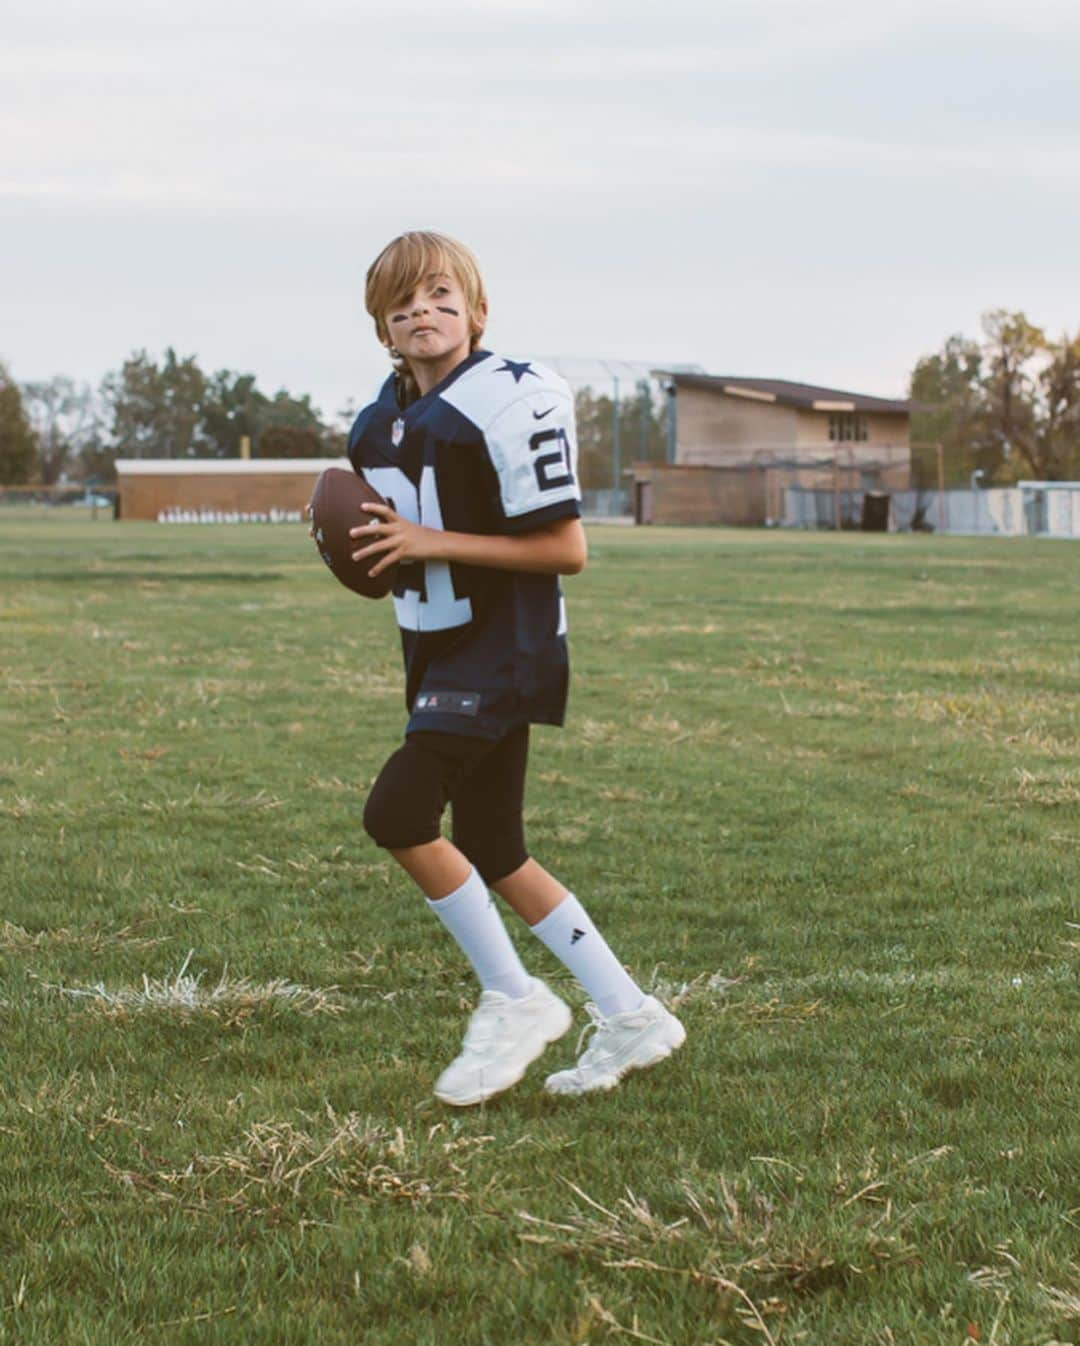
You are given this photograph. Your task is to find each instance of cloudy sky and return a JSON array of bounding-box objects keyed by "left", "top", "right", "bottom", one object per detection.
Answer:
[{"left": 5, "top": 0, "right": 1079, "bottom": 422}]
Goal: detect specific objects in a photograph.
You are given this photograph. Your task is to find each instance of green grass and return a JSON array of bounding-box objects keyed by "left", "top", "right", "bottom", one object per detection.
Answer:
[{"left": 1, "top": 514, "right": 1077, "bottom": 1346}]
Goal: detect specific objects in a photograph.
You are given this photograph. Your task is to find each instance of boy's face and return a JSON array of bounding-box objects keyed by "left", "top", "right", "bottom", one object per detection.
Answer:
[{"left": 384, "top": 271, "right": 481, "bottom": 377}]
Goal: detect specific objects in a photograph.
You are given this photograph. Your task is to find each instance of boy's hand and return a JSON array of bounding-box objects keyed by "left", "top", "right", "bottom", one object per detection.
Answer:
[
  {"left": 349, "top": 502, "right": 443, "bottom": 577},
  {"left": 304, "top": 499, "right": 315, "bottom": 539}
]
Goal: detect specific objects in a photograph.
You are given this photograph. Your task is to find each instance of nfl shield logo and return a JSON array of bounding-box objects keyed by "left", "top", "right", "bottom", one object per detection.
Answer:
[{"left": 391, "top": 417, "right": 405, "bottom": 447}]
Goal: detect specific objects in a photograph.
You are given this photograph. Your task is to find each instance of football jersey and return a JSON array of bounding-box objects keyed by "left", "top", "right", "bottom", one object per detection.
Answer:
[{"left": 347, "top": 349, "right": 582, "bottom": 740}]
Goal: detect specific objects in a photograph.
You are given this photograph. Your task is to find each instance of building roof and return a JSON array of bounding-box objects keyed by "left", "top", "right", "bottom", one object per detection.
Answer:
[{"left": 652, "top": 372, "right": 910, "bottom": 415}]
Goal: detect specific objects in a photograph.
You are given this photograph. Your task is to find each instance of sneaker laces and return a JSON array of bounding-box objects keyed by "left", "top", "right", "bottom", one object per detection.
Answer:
[{"left": 569, "top": 1002, "right": 611, "bottom": 1067}]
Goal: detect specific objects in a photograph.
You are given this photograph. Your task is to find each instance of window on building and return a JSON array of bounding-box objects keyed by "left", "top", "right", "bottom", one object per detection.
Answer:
[{"left": 828, "top": 413, "right": 868, "bottom": 443}]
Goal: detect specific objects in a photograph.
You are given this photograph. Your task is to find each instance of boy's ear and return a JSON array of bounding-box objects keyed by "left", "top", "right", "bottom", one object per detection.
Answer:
[{"left": 471, "top": 297, "right": 489, "bottom": 336}]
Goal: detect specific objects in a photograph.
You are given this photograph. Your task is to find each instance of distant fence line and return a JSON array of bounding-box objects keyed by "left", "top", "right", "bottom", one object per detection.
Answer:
[{"left": 785, "top": 482, "right": 1080, "bottom": 538}]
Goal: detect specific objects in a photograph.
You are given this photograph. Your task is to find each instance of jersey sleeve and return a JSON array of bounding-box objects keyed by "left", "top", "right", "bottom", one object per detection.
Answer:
[
  {"left": 347, "top": 374, "right": 395, "bottom": 472},
  {"left": 482, "top": 376, "right": 582, "bottom": 533}
]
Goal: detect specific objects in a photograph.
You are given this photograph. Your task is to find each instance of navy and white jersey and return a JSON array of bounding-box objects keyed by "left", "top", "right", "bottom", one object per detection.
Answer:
[{"left": 347, "top": 350, "right": 581, "bottom": 740}]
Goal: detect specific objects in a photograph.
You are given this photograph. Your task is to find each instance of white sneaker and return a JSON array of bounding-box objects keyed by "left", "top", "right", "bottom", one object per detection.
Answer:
[
  {"left": 544, "top": 996, "right": 686, "bottom": 1096},
  {"left": 434, "top": 978, "right": 572, "bottom": 1107}
]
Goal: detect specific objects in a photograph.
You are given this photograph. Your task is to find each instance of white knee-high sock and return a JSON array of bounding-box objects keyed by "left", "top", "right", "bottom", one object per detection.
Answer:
[
  {"left": 427, "top": 867, "right": 533, "bottom": 1000},
  {"left": 529, "top": 893, "right": 644, "bottom": 1018}
]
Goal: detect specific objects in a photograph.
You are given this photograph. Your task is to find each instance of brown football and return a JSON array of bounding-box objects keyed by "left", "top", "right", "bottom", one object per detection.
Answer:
[{"left": 310, "top": 467, "right": 398, "bottom": 599}]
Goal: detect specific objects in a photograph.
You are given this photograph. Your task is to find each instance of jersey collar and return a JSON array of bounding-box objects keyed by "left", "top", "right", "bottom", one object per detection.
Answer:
[{"left": 397, "top": 349, "right": 492, "bottom": 412}]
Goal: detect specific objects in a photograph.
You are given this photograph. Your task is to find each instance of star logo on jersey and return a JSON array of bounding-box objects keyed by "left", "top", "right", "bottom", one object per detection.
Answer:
[
  {"left": 495, "top": 359, "right": 539, "bottom": 384},
  {"left": 391, "top": 417, "right": 405, "bottom": 447}
]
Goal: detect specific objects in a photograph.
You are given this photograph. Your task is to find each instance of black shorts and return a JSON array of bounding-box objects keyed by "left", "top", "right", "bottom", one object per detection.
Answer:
[{"left": 362, "top": 726, "right": 530, "bottom": 885}]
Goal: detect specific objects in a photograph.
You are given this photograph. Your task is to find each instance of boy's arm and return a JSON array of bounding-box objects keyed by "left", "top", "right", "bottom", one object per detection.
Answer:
[{"left": 349, "top": 504, "right": 587, "bottom": 577}]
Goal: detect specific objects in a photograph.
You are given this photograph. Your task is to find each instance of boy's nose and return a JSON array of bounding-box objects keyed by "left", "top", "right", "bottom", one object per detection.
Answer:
[{"left": 411, "top": 297, "right": 430, "bottom": 315}]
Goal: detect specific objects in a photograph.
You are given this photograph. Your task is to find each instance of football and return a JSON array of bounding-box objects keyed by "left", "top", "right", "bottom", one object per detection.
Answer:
[{"left": 309, "top": 467, "right": 398, "bottom": 599}]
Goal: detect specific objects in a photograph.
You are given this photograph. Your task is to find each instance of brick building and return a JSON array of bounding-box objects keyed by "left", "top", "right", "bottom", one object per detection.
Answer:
[
  {"left": 635, "top": 374, "right": 912, "bottom": 525},
  {"left": 115, "top": 458, "right": 347, "bottom": 521}
]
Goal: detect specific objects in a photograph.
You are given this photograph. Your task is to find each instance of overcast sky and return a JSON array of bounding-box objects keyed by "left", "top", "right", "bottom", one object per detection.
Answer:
[{"left": 5, "top": 0, "right": 1079, "bottom": 423}]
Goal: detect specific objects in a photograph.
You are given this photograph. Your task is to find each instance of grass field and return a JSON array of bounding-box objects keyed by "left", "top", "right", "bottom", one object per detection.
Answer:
[{"left": 1, "top": 515, "right": 1077, "bottom": 1346}]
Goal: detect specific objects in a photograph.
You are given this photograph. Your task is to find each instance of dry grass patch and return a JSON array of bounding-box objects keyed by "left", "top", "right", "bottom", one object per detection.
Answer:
[
  {"left": 1, "top": 919, "right": 169, "bottom": 953},
  {"left": 139, "top": 785, "right": 285, "bottom": 815},
  {"left": 1040, "top": 1278, "right": 1080, "bottom": 1323},
  {"left": 1011, "top": 769, "right": 1080, "bottom": 807},
  {"left": 98, "top": 1108, "right": 478, "bottom": 1219},
  {"left": 233, "top": 847, "right": 392, "bottom": 888},
  {"left": 318, "top": 667, "right": 401, "bottom": 697},
  {"left": 624, "top": 623, "right": 722, "bottom": 638},
  {"left": 1003, "top": 724, "right": 1080, "bottom": 757},
  {"left": 516, "top": 1163, "right": 934, "bottom": 1346},
  {"left": 0, "top": 795, "right": 76, "bottom": 820},
  {"left": 777, "top": 694, "right": 862, "bottom": 719},
  {"left": 892, "top": 689, "right": 1065, "bottom": 739}
]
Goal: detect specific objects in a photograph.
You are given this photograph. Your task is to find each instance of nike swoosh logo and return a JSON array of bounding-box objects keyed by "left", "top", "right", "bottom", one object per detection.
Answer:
[{"left": 532, "top": 406, "right": 557, "bottom": 420}]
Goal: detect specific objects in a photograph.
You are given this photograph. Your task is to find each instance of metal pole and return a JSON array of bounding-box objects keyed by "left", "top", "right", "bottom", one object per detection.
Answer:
[
  {"left": 665, "top": 382, "right": 676, "bottom": 464},
  {"left": 612, "top": 376, "right": 621, "bottom": 503},
  {"left": 936, "top": 442, "right": 945, "bottom": 532},
  {"left": 970, "top": 468, "right": 985, "bottom": 534},
  {"left": 849, "top": 446, "right": 856, "bottom": 525},
  {"left": 833, "top": 454, "right": 840, "bottom": 530}
]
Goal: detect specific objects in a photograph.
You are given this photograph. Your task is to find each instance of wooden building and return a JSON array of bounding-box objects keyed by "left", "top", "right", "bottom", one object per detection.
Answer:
[{"left": 635, "top": 374, "right": 912, "bottom": 525}]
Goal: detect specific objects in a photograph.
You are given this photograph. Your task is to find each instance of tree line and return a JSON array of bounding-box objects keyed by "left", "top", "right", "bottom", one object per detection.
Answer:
[
  {"left": 0, "top": 349, "right": 353, "bottom": 486},
  {"left": 0, "top": 348, "right": 671, "bottom": 491},
  {"left": 3, "top": 310, "right": 1078, "bottom": 486}
]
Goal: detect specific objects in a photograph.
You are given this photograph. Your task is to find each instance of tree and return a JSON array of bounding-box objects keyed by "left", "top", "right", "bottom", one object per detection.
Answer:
[
  {"left": 910, "top": 311, "right": 1080, "bottom": 483},
  {"left": 201, "top": 370, "right": 267, "bottom": 458},
  {"left": 573, "top": 381, "right": 667, "bottom": 492},
  {"left": 320, "top": 399, "right": 358, "bottom": 459},
  {"left": 1036, "top": 335, "right": 1080, "bottom": 482},
  {"left": 909, "top": 335, "right": 996, "bottom": 485},
  {"left": 101, "top": 348, "right": 208, "bottom": 459},
  {"left": 256, "top": 390, "right": 328, "bottom": 457},
  {"left": 20, "top": 376, "right": 102, "bottom": 484},
  {"left": 980, "top": 309, "right": 1046, "bottom": 477},
  {"left": 75, "top": 431, "right": 118, "bottom": 485},
  {"left": 257, "top": 425, "right": 323, "bottom": 458},
  {"left": 0, "top": 363, "right": 39, "bottom": 484},
  {"left": 202, "top": 371, "right": 339, "bottom": 458}
]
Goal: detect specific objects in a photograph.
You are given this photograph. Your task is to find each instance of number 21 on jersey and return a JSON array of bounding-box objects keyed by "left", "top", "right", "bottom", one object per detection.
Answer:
[{"left": 362, "top": 465, "right": 473, "bottom": 633}]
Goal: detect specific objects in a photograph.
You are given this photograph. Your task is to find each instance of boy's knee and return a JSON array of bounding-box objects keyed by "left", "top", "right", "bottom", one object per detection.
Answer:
[
  {"left": 452, "top": 823, "right": 528, "bottom": 887},
  {"left": 361, "top": 787, "right": 396, "bottom": 848},
  {"left": 363, "top": 743, "right": 443, "bottom": 851}
]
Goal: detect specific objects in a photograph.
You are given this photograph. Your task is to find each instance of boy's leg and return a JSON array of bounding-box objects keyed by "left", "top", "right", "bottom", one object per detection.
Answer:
[
  {"left": 364, "top": 733, "right": 570, "bottom": 1105},
  {"left": 364, "top": 735, "right": 532, "bottom": 998},
  {"left": 450, "top": 738, "right": 685, "bottom": 1096},
  {"left": 494, "top": 861, "right": 644, "bottom": 1016},
  {"left": 392, "top": 839, "right": 531, "bottom": 999},
  {"left": 448, "top": 728, "right": 646, "bottom": 1018},
  {"left": 495, "top": 858, "right": 686, "bottom": 1096}
]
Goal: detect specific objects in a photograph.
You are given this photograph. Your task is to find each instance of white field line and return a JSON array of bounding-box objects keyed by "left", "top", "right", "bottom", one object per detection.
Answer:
[
  {"left": 641, "top": 962, "right": 1076, "bottom": 1011},
  {"left": 34, "top": 950, "right": 345, "bottom": 1016}
]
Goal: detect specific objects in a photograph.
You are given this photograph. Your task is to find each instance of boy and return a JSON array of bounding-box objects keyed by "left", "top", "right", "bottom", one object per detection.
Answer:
[{"left": 344, "top": 230, "right": 685, "bottom": 1105}]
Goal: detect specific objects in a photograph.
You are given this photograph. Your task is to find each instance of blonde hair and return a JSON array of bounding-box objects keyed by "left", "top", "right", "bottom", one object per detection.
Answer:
[{"left": 365, "top": 231, "right": 488, "bottom": 399}]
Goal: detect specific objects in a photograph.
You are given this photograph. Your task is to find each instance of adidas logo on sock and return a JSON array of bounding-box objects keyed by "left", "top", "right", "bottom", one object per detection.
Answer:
[{"left": 570, "top": 928, "right": 586, "bottom": 945}]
